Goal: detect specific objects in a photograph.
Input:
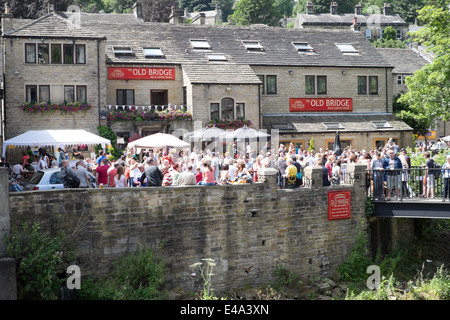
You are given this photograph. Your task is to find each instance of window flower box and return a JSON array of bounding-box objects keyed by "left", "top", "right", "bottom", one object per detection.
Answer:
[
  {"left": 207, "top": 118, "right": 253, "bottom": 129},
  {"left": 19, "top": 101, "right": 92, "bottom": 114}
]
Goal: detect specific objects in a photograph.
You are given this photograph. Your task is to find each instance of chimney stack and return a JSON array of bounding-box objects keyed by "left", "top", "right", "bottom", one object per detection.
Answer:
[
  {"left": 133, "top": 1, "right": 143, "bottom": 19},
  {"left": 330, "top": 2, "right": 338, "bottom": 15},
  {"left": 169, "top": 6, "right": 180, "bottom": 24},
  {"left": 383, "top": 3, "right": 391, "bottom": 15},
  {"left": 306, "top": 2, "right": 314, "bottom": 15},
  {"left": 354, "top": 2, "right": 362, "bottom": 15},
  {"left": 48, "top": 0, "right": 55, "bottom": 13},
  {"left": 2, "top": 3, "right": 13, "bottom": 35}
]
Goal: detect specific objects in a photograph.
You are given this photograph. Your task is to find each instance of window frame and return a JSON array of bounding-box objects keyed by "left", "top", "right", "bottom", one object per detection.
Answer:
[
  {"left": 266, "top": 75, "right": 277, "bottom": 95},
  {"left": 76, "top": 85, "right": 87, "bottom": 103},
  {"left": 64, "top": 85, "right": 75, "bottom": 103},
  {"left": 357, "top": 76, "right": 367, "bottom": 95},
  {"left": 63, "top": 44, "right": 74, "bottom": 64},
  {"left": 116, "top": 89, "right": 135, "bottom": 106},
  {"left": 305, "top": 75, "right": 327, "bottom": 95},
  {"left": 39, "top": 85, "right": 50, "bottom": 103},
  {"left": 38, "top": 43, "right": 49, "bottom": 64},
  {"left": 75, "top": 44, "right": 86, "bottom": 64},
  {"left": 51, "top": 44, "right": 62, "bottom": 64},
  {"left": 25, "top": 85, "right": 38, "bottom": 103},
  {"left": 25, "top": 43, "right": 36, "bottom": 63},
  {"left": 369, "top": 76, "right": 378, "bottom": 95}
]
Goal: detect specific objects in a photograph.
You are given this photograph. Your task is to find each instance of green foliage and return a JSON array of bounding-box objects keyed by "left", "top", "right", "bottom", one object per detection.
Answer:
[
  {"left": 5, "top": 223, "right": 74, "bottom": 300},
  {"left": 308, "top": 136, "right": 315, "bottom": 152},
  {"left": 190, "top": 258, "right": 219, "bottom": 300},
  {"left": 337, "top": 219, "right": 372, "bottom": 283},
  {"left": 394, "top": 93, "right": 433, "bottom": 138},
  {"left": 365, "top": 196, "right": 375, "bottom": 217},
  {"left": 345, "top": 275, "right": 396, "bottom": 300},
  {"left": 229, "top": 0, "right": 282, "bottom": 26},
  {"left": 271, "top": 266, "right": 303, "bottom": 291},
  {"left": 79, "top": 247, "right": 166, "bottom": 300},
  {"left": 95, "top": 125, "right": 123, "bottom": 159},
  {"left": 398, "top": 5, "right": 450, "bottom": 123},
  {"left": 371, "top": 39, "right": 407, "bottom": 48}
]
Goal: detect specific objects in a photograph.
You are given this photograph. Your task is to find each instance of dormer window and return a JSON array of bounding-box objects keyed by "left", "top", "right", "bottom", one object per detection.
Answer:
[
  {"left": 207, "top": 53, "right": 227, "bottom": 61},
  {"left": 143, "top": 48, "right": 165, "bottom": 58},
  {"left": 113, "top": 46, "right": 134, "bottom": 56},
  {"left": 242, "top": 40, "right": 264, "bottom": 51},
  {"left": 336, "top": 43, "right": 359, "bottom": 55},
  {"left": 190, "top": 39, "right": 211, "bottom": 50},
  {"left": 371, "top": 121, "right": 392, "bottom": 128},
  {"left": 322, "top": 122, "right": 344, "bottom": 130},
  {"left": 293, "top": 42, "right": 315, "bottom": 53}
]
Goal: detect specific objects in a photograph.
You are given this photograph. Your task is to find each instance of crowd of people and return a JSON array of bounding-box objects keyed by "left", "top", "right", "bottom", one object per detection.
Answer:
[{"left": 2, "top": 138, "right": 450, "bottom": 201}]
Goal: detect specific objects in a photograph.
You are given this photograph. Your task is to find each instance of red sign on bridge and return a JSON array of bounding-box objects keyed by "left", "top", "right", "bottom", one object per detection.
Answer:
[
  {"left": 108, "top": 67, "right": 175, "bottom": 80},
  {"left": 328, "top": 190, "right": 351, "bottom": 220},
  {"left": 289, "top": 98, "right": 353, "bottom": 112}
]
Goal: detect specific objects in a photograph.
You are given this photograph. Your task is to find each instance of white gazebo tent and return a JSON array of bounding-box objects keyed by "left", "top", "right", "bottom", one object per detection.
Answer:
[
  {"left": 127, "top": 133, "right": 190, "bottom": 154},
  {"left": 2, "top": 129, "right": 111, "bottom": 157}
]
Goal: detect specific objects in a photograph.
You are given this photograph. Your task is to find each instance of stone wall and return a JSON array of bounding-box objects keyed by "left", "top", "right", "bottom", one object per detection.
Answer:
[{"left": 8, "top": 164, "right": 368, "bottom": 292}]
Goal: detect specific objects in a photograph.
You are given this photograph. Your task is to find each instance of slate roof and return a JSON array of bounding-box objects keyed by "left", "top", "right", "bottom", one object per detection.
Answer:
[
  {"left": 4, "top": 12, "right": 105, "bottom": 39},
  {"left": 182, "top": 63, "right": 261, "bottom": 84},
  {"left": 297, "top": 13, "right": 408, "bottom": 27},
  {"left": 262, "top": 113, "right": 412, "bottom": 133},
  {"left": 68, "top": 11, "right": 392, "bottom": 69},
  {"left": 376, "top": 48, "right": 429, "bottom": 74}
]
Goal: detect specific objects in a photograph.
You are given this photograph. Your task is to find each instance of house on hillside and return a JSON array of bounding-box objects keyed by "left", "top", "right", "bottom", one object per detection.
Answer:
[{"left": 295, "top": 2, "right": 409, "bottom": 41}]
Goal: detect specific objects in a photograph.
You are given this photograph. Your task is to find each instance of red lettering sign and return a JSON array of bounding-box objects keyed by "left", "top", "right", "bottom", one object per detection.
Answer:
[
  {"left": 328, "top": 190, "right": 351, "bottom": 220},
  {"left": 289, "top": 98, "right": 353, "bottom": 112},
  {"left": 108, "top": 67, "right": 175, "bottom": 80}
]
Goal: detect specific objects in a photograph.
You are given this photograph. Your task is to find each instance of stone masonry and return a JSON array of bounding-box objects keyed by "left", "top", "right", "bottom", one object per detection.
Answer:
[{"left": 7, "top": 164, "right": 368, "bottom": 293}]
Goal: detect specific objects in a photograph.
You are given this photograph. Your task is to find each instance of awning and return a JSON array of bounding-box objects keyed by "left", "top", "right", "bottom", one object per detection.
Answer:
[
  {"left": 127, "top": 132, "right": 190, "bottom": 150},
  {"left": 2, "top": 129, "right": 111, "bottom": 156}
]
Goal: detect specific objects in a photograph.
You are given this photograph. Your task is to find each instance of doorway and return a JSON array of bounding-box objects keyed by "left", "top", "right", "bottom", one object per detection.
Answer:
[{"left": 151, "top": 90, "right": 168, "bottom": 106}]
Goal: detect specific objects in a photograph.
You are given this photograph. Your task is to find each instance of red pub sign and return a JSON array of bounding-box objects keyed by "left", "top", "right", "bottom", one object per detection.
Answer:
[
  {"left": 108, "top": 67, "right": 175, "bottom": 80},
  {"left": 328, "top": 190, "right": 351, "bottom": 220},
  {"left": 289, "top": 98, "right": 353, "bottom": 112}
]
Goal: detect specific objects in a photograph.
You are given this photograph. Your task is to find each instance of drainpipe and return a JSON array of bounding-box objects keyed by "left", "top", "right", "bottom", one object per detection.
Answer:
[
  {"left": 258, "top": 84, "right": 261, "bottom": 129},
  {"left": 97, "top": 39, "right": 101, "bottom": 128},
  {"left": 385, "top": 68, "right": 389, "bottom": 113}
]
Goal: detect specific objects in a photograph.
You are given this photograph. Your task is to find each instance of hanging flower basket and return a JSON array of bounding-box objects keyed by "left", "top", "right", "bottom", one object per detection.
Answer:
[
  {"left": 19, "top": 102, "right": 92, "bottom": 114},
  {"left": 207, "top": 118, "right": 253, "bottom": 129},
  {"left": 107, "top": 109, "right": 192, "bottom": 122}
]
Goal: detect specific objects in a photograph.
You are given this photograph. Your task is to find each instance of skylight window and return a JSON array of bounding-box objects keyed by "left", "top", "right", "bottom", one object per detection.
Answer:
[
  {"left": 293, "top": 42, "right": 315, "bottom": 53},
  {"left": 207, "top": 53, "right": 227, "bottom": 61},
  {"left": 371, "top": 121, "right": 392, "bottom": 128},
  {"left": 242, "top": 41, "right": 264, "bottom": 51},
  {"left": 143, "top": 48, "right": 165, "bottom": 58},
  {"left": 113, "top": 46, "right": 134, "bottom": 56},
  {"left": 190, "top": 39, "right": 211, "bottom": 50},
  {"left": 336, "top": 43, "right": 359, "bottom": 55},
  {"left": 322, "top": 122, "right": 344, "bottom": 130}
]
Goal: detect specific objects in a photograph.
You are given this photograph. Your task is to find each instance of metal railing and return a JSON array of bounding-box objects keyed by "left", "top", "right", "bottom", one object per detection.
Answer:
[{"left": 366, "top": 166, "right": 450, "bottom": 201}]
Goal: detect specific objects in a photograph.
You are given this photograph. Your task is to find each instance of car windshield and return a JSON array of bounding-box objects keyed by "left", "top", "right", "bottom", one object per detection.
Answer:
[{"left": 28, "top": 171, "right": 44, "bottom": 184}]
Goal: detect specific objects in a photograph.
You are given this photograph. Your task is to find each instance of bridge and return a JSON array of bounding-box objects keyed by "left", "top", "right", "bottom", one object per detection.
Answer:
[{"left": 365, "top": 167, "right": 450, "bottom": 219}]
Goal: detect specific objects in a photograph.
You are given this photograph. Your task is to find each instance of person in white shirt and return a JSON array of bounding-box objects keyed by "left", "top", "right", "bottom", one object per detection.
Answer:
[{"left": 442, "top": 155, "right": 450, "bottom": 201}]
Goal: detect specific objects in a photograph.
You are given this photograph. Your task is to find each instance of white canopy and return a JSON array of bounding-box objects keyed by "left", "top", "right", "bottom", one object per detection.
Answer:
[
  {"left": 2, "top": 129, "right": 111, "bottom": 156},
  {"left": 127, "top": 132, "right": 190, "bottom": 150},
  {"left": 183, "top": 126, "right": 226, "bottom": 142},
  {"left": 220, "top": 126, "right": 270, "bottom": 142}
]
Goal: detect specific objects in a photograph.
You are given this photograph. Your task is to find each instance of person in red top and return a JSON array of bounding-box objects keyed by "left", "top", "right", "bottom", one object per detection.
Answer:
[
  {"left": 95, "top": 158, "right": 110, "bottom": 187},
  {"left": 107, "top": 162, "right": 118, "bottom": 187}
]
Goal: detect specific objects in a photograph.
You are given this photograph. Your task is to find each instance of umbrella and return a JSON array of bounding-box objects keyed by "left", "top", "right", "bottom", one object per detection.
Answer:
[
  {"left": 127, "top": 133, "right": 190, "bottom": 150},
  {"left": 184, "top": 126, "right": 226, "bottom": 142},
  {"left": 220, "top": 126, "right": 270, "bottom": 142},
  {"left": 334, "top": 131, "right": 342, "bottom": 157}
]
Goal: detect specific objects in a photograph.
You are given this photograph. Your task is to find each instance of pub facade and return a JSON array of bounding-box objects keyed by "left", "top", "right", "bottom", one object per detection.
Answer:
[{"left": 1, "top": 5, "right": 413, "bottom": 155}]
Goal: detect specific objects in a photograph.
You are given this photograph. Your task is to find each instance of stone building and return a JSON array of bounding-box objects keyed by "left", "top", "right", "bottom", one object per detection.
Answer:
[
  {"left": 296, "top": 2, "right": 409, "bottom": 42},
  {"left": 1, "top": 3, "right": 413, "bottom": 155}
]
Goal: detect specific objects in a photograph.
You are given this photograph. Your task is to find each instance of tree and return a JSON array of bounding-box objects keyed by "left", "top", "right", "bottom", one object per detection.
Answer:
[
  {"left": 275, "top": 0, "right": 295, "bottom": 18},
  {"left": 398, "top": 6, "right": 450, "bottom": 124},
  {"left": 140, "top": 0, "right": 177, "bottom": 22},
  {"left": 229, "top": 0, "right": 282, "bottom": 26},
  {"left": 178, "top": 0, "right": 212, "bottom": 12}
]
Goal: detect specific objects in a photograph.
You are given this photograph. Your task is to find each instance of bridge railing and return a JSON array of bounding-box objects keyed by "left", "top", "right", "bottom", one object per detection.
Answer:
[{"left": 366, "top": 166, "right": 450, "bottom": 201}]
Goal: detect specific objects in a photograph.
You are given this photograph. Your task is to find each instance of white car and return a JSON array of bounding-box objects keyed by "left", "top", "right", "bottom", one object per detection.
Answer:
[{"left": 26, "top": 168, "right": 96, "bottom": 190}]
